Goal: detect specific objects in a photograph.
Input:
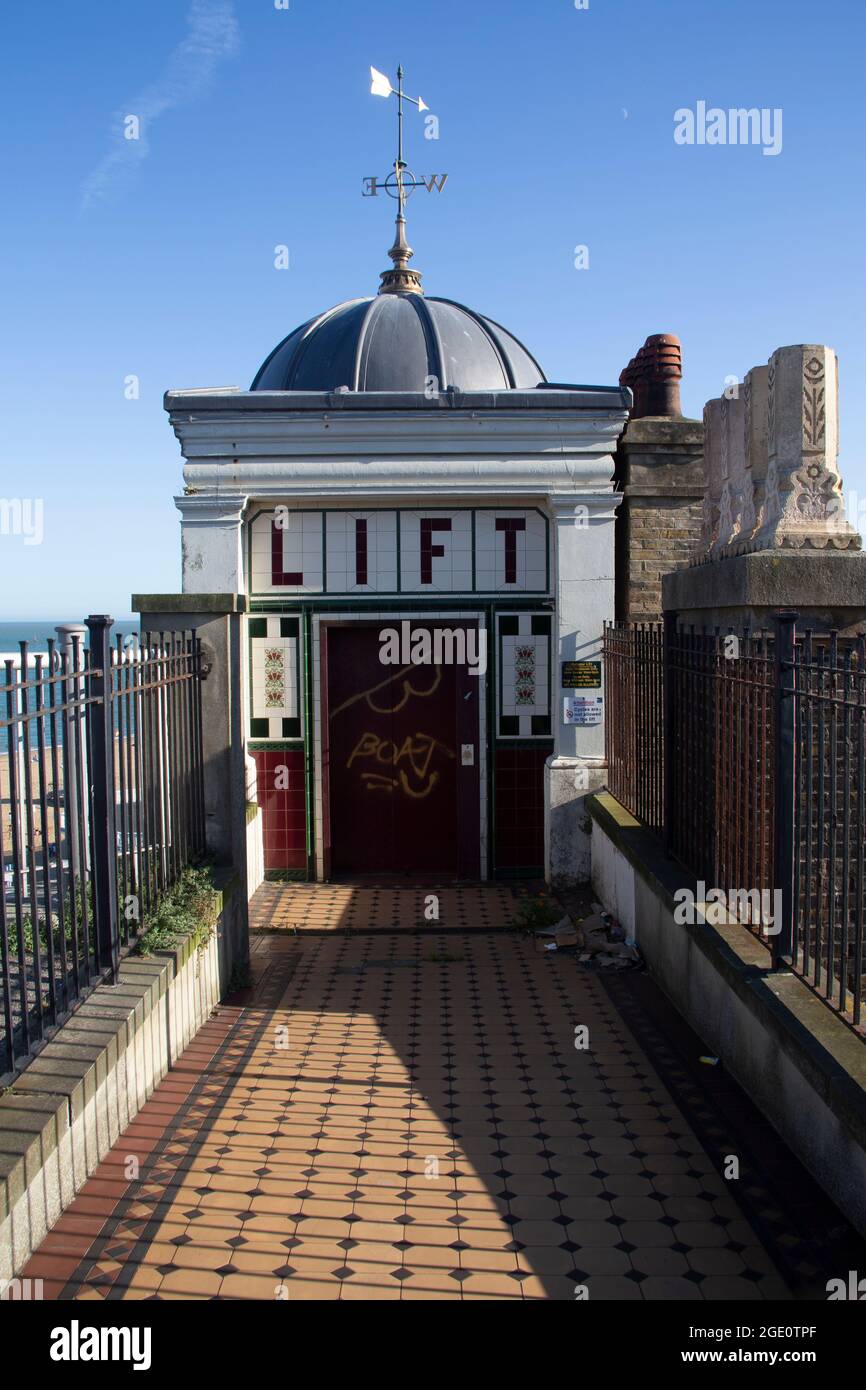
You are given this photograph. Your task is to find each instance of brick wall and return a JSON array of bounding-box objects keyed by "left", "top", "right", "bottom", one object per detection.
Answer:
[
  {"left": 620, "top": 495, "right": 705, "bottom": 620},
  {"left": 614, "top": 417, "right": 705, "bottom": 622}
]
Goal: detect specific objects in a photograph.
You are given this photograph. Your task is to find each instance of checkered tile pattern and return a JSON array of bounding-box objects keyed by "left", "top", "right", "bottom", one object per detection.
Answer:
[
  {"left": 250, "top": 882, "right": 525, "bottom": 933},
  {"left": 25, "top": 906, "right": 864, "bottom": 1302}
]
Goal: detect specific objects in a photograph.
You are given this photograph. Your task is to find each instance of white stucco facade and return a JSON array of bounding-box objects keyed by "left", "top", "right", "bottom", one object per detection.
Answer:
[{"left": 165, "top": 385, "right": 628, "bottom": 884}]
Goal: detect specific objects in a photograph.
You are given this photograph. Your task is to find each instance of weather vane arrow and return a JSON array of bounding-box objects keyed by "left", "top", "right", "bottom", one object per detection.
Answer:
[{"left": 364, "top": 64, "right": 448, "bottom": 295}]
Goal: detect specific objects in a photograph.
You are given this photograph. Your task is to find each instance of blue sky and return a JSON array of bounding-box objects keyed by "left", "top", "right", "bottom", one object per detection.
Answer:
[{"left": 1, "top": 0, "right": 863, "bottom": 619}]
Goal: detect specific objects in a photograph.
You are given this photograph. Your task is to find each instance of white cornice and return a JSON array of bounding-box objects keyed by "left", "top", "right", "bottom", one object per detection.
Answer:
[
  {"left": 180, "top": 458, "right": 619, "bottom": 499},
  {"left": 169, "top": 412, "right": 624, "bottom": 457},
  {"left": 174, "top": 493, "right": 248, "bottom": 523},
  {"left": 166, "top": 392, "right": 628, "bottom": 502}
]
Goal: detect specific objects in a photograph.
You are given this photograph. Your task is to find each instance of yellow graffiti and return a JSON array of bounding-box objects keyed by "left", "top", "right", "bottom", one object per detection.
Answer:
[
  {"left": 361, "top": 770, "right": 441, "bottom": 800},
  {"left": 347, "top": 731, "right": 455, "bottom": 800},
  {"left": 330, "top": 664, "right": 442, "bottom": 720}
]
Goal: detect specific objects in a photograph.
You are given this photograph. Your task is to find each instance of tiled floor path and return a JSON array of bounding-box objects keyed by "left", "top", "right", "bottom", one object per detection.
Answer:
[
  {"left": 249, "top": 879, "right": 524, "bottom": 933},
  {"left": 21, "top": 885, "right": 866, "bottom": 1301}
]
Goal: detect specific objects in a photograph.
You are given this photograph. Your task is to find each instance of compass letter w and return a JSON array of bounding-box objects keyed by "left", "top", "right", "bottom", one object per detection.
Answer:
[{"left": 422, "top": 174, "right": 448, "bottom": 193}]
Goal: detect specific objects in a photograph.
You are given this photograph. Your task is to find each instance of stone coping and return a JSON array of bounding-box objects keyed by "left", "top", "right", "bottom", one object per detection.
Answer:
[
  {"left": 663, "top": 550, "right": 866, "bottom": 613},
  {"left": 621, "top": 483, "right": 705, "bottom": 498},
  {"left": 587, "top": 791, "right": 866, "bottom": 1148},
  {"left": 132, "top": 594, "right": 247, "bottom": 614},
  {"left": 621, "top": 417, "right": 704, "bottom": 445},
  {"left": 0, "top": 872, "right": 237, "bottom": 1227}
]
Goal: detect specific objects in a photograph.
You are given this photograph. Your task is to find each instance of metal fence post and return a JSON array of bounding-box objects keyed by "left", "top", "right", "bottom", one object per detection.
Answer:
[
  {"left": 773, "top": 610, "right": 798, "bottom": 969},
  {"left": 85, "top": 615, "right": 119, "bottom": 983},
  {"left": 55, "top": 624, "right": 89, "bottom": 874},
  {"left": 663, "top": 610, "right": 677, "bottom": 857}
]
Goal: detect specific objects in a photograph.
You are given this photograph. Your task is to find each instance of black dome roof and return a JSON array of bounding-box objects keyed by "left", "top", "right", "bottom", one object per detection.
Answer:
[{"left": 251, "top": 293, "right": 546, "bottom": 393}]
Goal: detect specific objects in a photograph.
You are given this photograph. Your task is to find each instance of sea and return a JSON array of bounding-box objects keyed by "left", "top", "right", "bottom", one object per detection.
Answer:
[
  {"left": 0, "top": 620, "right": 139, "bottom": 656},
  {"left": 0, "top": 620, "right": 140, "bottom": 753}
]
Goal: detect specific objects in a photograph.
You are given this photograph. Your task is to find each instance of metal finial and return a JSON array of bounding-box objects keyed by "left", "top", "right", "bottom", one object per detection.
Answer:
[
  {"left": 382, "top": 212, "right": 420, "bottom": 295},
  {"left": 368, "top": 64, "right": 431, "bottom": 295}
]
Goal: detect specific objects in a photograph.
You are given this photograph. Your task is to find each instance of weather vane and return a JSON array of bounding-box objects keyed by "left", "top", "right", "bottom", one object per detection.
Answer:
[{"left": 364, "top": 65, "right": 448, "bottom": 295}]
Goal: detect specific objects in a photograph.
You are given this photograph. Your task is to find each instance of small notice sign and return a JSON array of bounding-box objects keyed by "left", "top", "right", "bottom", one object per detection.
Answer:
[
  {"left": 563, "top": 696, "right": 604, "bottom": 726},
  {"left": 562, "top": 660, "right": 602, "bottom": 690}
]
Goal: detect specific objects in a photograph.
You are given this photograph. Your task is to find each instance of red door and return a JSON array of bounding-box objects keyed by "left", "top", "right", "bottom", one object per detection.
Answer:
[{"left": 324, "top": 624, "right": 481, "bottom": 877}]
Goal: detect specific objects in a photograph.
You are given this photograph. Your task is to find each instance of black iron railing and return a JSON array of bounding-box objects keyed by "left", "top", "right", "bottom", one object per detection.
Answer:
[
  {"left": 0, "top": 618, "right": 205, "bottom": 1080},
  {"left": 603, "top": 622, "right": 664, "bottom": 833},
  {"left": 795, "top": 629, "right": 866, "bottom": 1023},
  {"left": 663, "top": 620, "right": 778, "bottom": 926},
  {"left": 603, "top": 616, "right": 866, "bottom": 1029}
]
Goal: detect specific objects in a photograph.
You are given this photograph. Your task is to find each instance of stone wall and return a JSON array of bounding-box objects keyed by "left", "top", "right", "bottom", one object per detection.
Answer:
[
  {"left": 698, "top": 345, "right": 859, "bottom": 558},
  {"left": 625, "top": 500, "right": 704, "bottom": 615},
  {"left": 664, "top": 343, "right": 866, "bottom": 632}
]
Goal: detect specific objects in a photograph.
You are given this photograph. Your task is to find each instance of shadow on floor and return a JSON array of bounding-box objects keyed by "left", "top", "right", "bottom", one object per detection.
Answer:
[{"left": 20, "top": 883, "right": 866, "bottom": 1302}]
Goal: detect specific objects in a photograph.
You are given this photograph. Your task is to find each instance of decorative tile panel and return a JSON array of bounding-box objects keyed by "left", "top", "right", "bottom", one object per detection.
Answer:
[
  {"left": 250, "top": 616, "right": 302, "bottom": 739},
  {"left": 497, "top": 612, "right": 551, "bottom": 738}
]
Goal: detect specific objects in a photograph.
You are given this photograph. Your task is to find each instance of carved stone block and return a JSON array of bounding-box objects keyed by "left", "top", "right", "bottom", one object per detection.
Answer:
[
  {"left": 716, "top": 390, "right": 746, "bottom": 554},
  {"left": 739, "top": 364, "right": 769, "bottom": 544},
  {"left": 701, "top": 397, "right": 724, "bottom": 552},
  {"left": 754, "top": 345, "right": 860, "bottom": 551}
]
